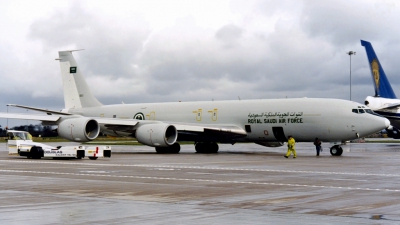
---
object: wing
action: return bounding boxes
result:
[0,109,246,141]
[0,112,60,122]
[99,119,247,141]
[98,118,139,132]
[376,103,400,110]
[172,123,247,141]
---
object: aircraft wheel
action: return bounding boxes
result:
[195,142,219,153]
[209,142,219,153]
[337,147,343,156]
[330,145,343,156]
[195,143,205,153]
[89,157,98,160]
[155,144,180,154]
[155,147,167,154]
[169,143,181,154]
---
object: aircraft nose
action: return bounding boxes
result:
[385,118,390,128]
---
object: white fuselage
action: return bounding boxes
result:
[365,96,400,128]
[68,98,389,143]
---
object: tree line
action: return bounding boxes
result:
[0,124,58,137]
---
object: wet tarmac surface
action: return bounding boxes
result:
[0,142,400,224]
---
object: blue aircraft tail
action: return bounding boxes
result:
[361,40,397,99]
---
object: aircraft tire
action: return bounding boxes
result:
[330,145,343,156]
[195,143,204,153]
[195,142,219,154]
[169,143,181,154]
[155,147,167,154]
[337,147,343,156]
[155,143,180,154]
[89,157,98,160]
[209,142,219,153]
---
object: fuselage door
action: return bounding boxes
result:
[272,127,287,142]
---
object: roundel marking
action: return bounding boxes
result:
[134,112,145,120]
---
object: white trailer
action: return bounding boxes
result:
[85,146,112,160]
[6,130,111,160]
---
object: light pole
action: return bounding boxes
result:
[347,51,356,101]
[6,105,8,129]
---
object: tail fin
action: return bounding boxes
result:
[360,40,397,99]
[57,50,102,109]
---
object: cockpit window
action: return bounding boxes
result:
[365,109,373,114]
[353,108,383,117]
[366,108,384,117]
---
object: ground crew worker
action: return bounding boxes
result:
[8,132,15,140]
[314,137,321,156]
[284,135,296,158]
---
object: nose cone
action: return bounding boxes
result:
[385,118,390,128]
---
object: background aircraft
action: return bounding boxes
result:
[361,40,400,138]
[0,50,389,155]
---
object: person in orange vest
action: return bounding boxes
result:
[284,136,296,158]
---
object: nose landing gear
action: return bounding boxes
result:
[330,145,343,156]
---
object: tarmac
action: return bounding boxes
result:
[0,141,400,224]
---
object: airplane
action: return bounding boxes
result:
[0,50,390,156]
[361,40,400,138]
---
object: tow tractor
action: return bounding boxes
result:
[6,130,111,160]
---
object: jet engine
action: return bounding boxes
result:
[135,123,178,147]
[58,118,100,142]
[255,141,284,147]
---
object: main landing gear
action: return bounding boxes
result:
[155,143,181,154]
[155,142,220,154]
[330,145,343,156]
[195,142,219,154]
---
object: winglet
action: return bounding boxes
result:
[360,40,397,99]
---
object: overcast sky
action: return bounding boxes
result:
[1,0,400,127]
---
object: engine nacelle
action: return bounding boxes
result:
[135,123,177,147]
[58,118,100,142]
[255,141,284,148]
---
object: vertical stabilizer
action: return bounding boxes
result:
[360,40,397,99]
[58,50,102,109]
